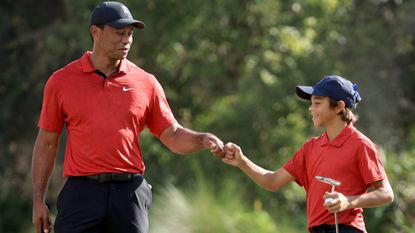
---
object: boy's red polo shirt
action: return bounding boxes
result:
[39,52,177,176]
[283,123,387,233]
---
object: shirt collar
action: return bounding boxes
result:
[80,51,130,74]
[319,123,356,147]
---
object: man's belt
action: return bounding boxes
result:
[84,173,140,183]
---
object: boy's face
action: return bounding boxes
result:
[309,96,339,127]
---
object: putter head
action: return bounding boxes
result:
[315,176,341,186]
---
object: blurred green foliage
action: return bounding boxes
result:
[1,0,415,232]
[149,176,303,233]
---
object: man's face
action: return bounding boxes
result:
[93,25,134,60]
[309,96,339,127]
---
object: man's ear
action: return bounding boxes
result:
[335,100,346,114]
[90,25,102,41]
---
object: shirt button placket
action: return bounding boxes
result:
[103,78,111,91]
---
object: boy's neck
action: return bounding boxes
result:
[325,120,348,141]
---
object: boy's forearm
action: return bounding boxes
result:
[238,156,280,191]
[347,180,394,209]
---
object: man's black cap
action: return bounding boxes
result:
[89,1,145,29]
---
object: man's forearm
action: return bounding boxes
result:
[167,127,208,154]
[32,139,58,203]
[160,123,222,155]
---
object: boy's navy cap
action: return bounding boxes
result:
[296,75,362,109]
[89,1,145,29]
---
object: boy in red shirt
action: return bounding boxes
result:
[223,75,394,233]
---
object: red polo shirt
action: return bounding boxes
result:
[283,123,387,233]
[39,52,177,176]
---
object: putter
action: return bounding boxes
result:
[316,176,341,233]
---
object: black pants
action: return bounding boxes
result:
[54,175,152,233]
[309,224,363,233]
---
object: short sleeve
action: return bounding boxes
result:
[38,74,65,133]
[146,77,177,137]
[357,141,387,185]
[283,143,308,187]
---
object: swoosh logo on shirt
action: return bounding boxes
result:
[122,87,134,91]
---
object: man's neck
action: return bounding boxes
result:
[325,119,347,141]
[89,51,121,77]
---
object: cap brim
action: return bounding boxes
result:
[296,85,313,100]
[107,19,145,29]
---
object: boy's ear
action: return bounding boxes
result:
[335,100,346,113]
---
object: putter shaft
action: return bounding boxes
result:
[315,176,341,233]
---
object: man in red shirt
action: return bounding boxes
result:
[32,2,224,233]
[222,75,394,232]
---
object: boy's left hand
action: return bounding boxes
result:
[323,192,349,213]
